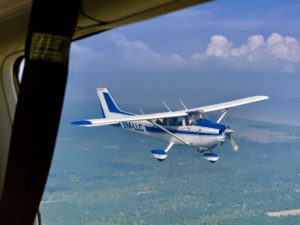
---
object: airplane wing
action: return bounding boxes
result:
[71,111,187,127]
[71,96,269,127]
[187,96,269,114]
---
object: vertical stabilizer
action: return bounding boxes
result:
[96,88,133,118]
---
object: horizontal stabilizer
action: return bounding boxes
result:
[71,120,93,126]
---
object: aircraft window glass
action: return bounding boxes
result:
[168,118,178,126]
[177,118,184,126]
[185,116,189,126]
[162,118,168,126]
[167,118,184,127]
[39,2,299,225]
[156,119,163,125]
[11,56,24,99]
[178,120,183,126]
[187,115,196,125]
[14,57,25,84]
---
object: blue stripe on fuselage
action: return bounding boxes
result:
[145,126,221,136]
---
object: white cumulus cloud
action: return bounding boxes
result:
[70,32,300,74]
[70,44,104,72]
[109,34,186,69]
[195,33,300,64]
[191,33,300,72]
[205,35,232,57]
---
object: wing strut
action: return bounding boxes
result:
[149,120,190,145]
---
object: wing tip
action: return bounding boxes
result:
[96,87,108,93]
[70,120,92,126]
[258,95,270,100]
[249,95,269,101]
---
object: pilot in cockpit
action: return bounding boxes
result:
[188,115,195,125]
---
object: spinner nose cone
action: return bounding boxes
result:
[219,127,233,135]
[224,128,234,134]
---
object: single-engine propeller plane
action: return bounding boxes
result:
[72,88,269,163]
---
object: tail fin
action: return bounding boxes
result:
[97,88,133,118]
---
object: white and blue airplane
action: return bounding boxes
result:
[71,88,269,163]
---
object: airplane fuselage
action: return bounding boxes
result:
[72,88,268,162]
[119,119,226,149]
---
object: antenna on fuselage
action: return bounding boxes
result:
[217,109,228,123]
[179,99,188,110]
[139,107,144,115]
[162,101,171,112]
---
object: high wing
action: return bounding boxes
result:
[71,95,269,127]
[187,95,269,114]
[71,111,187,127]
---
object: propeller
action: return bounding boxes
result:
[224,129,239,151]
[217,110,239,151]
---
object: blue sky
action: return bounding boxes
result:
[65,0,300,126]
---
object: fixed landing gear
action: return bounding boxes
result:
[203,151,219,163]
[151,143,220,163]
[196,146,220,163]
[151,149,168,161]
[196,145,216,153]
[150,142,174,161]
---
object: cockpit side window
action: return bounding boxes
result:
[169,118,177,126]
[156,119,163,125]
[166,117,184,127]
[163,118,168,126]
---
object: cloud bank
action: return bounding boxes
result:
[71,33,300,73]
[193,33,300,63]
[70,44,104,72]
[110,33,187,69]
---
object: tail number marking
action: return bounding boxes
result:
[121,122,144,132]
